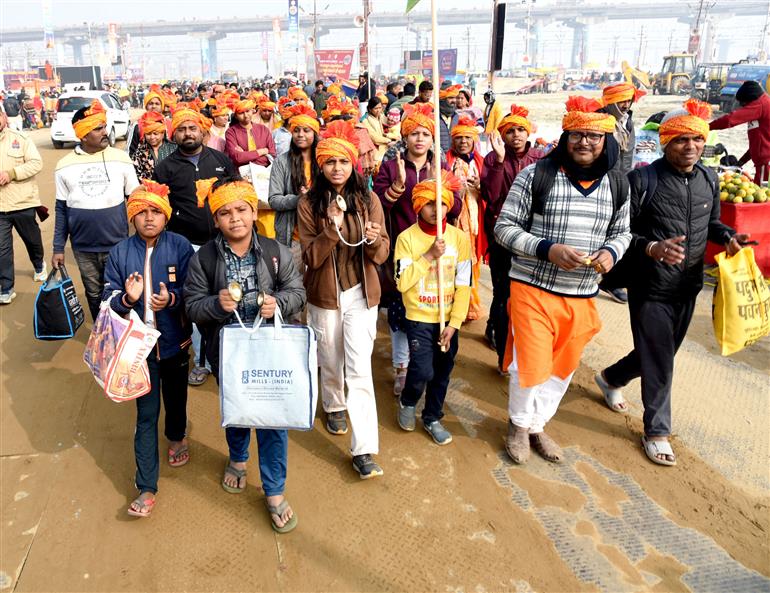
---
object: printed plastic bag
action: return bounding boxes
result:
[713,248,770,356]
[83,297,161,402]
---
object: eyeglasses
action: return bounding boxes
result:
[567,131,605,145]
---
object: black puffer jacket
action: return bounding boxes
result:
[626,158,734,301]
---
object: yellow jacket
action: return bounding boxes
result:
[0,127,42,212]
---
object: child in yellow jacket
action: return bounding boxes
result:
[394,172,471,445]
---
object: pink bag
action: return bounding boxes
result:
[83,297,160,402]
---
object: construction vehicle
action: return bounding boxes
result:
[621,61,651,89]
[652,53,696,95]
[690,62,733,104]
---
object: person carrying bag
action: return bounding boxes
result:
[33,264,85,340]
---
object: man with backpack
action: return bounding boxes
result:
[595,99,748,467]
[3,93,23,131]
[494,96,631,465]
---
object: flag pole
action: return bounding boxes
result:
[430,0,447,349]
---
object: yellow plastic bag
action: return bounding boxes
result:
[713,248,770,356]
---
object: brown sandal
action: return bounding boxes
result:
[530,432,563,463]
[504,421,530,464]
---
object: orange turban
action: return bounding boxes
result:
[376,93,389,105]
[412,170,461,215]
[137,111,166,139]
[322,95,344,121]
[233,99,256,114]
[196,178,259,213]
[208,99,230,118]
[659,99,712,147]
[288,104,320,133]
[401,102,435,137]
[198,116,213,133]
[561,96,616,133]
[602,82,646,105]
[327,83,342,96]
[258,97,276,111]
[170,108,204,136]
[223,90,240,109]
[143,84,165,110]
[161,89,177,109]
[277,96,294,120]
[450,115,479,140]
[127,180,172,222]
[439,84,462,100]
[288,87,308,102]
[498,104,533,136]
[316,120,360,167]
[248,91,265,103]
[72,100,107,139]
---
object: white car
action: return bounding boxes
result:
[50,91,130,149]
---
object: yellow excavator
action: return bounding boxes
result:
[652,53,697,95]
[621,61,651,89]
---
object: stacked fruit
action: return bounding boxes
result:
[719,171,769,204]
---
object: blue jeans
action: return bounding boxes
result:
[400,320,460,424]
[225,427,287,497]
[134,351,189,494]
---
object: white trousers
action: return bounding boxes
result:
[507,345,574,433]
[308,285,379,456]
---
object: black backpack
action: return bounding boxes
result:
[197,234,281,290]
[4,97,20,117]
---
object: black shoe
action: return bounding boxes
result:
[600,286,628,304]
[326,411,348,435]
[352,454,383,479]
[484,322,496,350]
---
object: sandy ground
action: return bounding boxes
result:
[1,117,768,593]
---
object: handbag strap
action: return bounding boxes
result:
[44,264,70,287]
[240,305,284,337]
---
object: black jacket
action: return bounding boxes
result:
[626,158,734,301]
[153,147,236,245]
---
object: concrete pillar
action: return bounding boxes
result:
[570,23,584,69]
[530,20,544,67]
[73,42,84,65]
[193,32,225,80]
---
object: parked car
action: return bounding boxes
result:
[719,63,770,113]
[50,90,130,149]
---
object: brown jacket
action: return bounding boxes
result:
[297,190,389,310]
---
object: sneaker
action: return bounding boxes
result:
[325,411,348,435]
[33,263,47,282]
[423,420,453,445]
[397,402,416,431]
[600,286,628,304]
[352,454,383,479]
[393,367,408,397]
[0,291,16,305]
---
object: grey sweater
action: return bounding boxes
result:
[268,152,299,246]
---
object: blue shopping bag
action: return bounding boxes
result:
[33,264,85,340]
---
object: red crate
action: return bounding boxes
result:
[706,201,770,276]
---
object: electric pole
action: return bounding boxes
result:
[465,26,471,71]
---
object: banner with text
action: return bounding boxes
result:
[314,50,354,80]
[288,0,299,33]
[421,49,458,78]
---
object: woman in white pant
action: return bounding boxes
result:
[297,120,390,479]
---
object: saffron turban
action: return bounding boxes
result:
[316,119,360,167]
[127,180,172,221]
[72,100,107,139]
[659,99,712,147]
[170,108,204,135]
[137,111,166,139]
[288,87,309,102]
[233,99,256,114]
[401,102,435,137]
[412,170,461,215]
[208,99,230,118]
[143,84,165,110]
[602,82,646,105]
[561,96,616,133]
[288,104,320,134]
[498,104,533,136]
[327,83,342,96]
[439,84,462,100]
[196,178,258,213]
[450,115,479,140]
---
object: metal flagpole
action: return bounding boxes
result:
[430,0,446,349]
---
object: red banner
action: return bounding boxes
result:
[314,50,354,80]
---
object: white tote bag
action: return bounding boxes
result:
[219,306,318,430]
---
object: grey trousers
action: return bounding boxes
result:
[72,251,110,321]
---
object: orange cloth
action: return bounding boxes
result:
[170,108,203,136]
[503,282,601,388]
[439,84,462,100]
[143,84,165,110]
[450,115,479,139]
[316,119,360,167]
[561,96,616,133]
[401,102,435,137]
[327,83,342,96]
[208,99,230,117]
[602,82,646,105]
[498,104,533,136]
[137,111,166,139]
[322,95,346,120]
[411,170,461,215]
[196,178,258,213]
[72,100,107,139]
[376,93,389,105]
[127,180,172,221]
[288,104,320,133]
[234,99,256,114]
[659,99,712,147]
[288,87,308,102]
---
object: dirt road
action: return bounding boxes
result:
[1,113,768,592]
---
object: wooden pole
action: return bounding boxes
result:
[431,0,446,347]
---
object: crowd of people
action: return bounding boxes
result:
[0,72,766,533]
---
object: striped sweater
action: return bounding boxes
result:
[494,164,631,297]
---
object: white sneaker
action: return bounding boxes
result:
[33,263,47,282]
[0,291,17,305]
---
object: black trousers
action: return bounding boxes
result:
[603,293,696,437]
[0,207,44,293]
[487,242,511,368]
[72,251,109,321]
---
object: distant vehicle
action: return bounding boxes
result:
[690,62,733,104]
[221,70,239,84]
[50,90,130,149]
[653,53,696,95]
[719,63,770,113]
[621,60,651,89]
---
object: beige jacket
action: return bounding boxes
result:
[0,127,42,212]
[361,114,399,162]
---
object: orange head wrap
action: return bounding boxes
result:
[439,84,462,100]
[450,115,479,140]
[316,120,360,167]
[602,82,646,105]
[161,89,177,109]
[561,96,616,133]
[327,83,342,97]
[196,178,259,214]
[401,102,435,137]
[288,87,309,102]
[248,90,265,103]
[412,170,461,215]
[143,84,165,110]
[258,96,276,111]
[127,180,172,222]
[277,96,295,120]
[659,99,712,147]
[72,100,107,139]
[198,115,213,133]
[321,95,344,121]
[376,93,389,105]
[233,99,256,114]
[498,104,533,136]
[288,104,320,134]
[137,111,166,140]
[170,108,204,136]
[208,98,230,118]
[223,90,240,109]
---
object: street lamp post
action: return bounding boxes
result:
[85,21,98,89]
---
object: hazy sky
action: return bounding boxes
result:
[1,0,766,79]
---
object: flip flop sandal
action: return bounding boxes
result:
[530,432,563,463]
[642,436,677,466]
[266,499,298,534]
[188,366,210,386]
[222,463,247,493]
[127,496,155,518]
[168,445,189,467]
[594,373,629,414]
